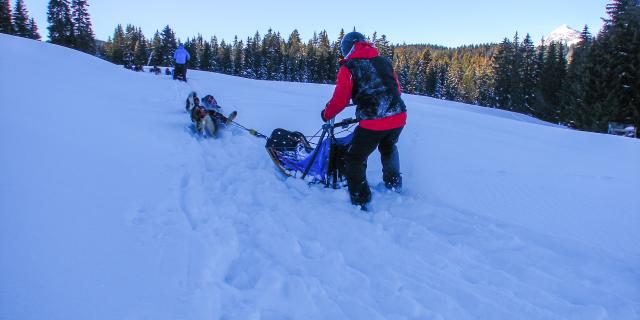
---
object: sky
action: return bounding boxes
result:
[23,0,608,47]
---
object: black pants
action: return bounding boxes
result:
[345,126,403,205]
[174,64,187,80]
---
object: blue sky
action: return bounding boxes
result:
[23,0,608,46]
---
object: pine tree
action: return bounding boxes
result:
[304,34,318,82]
[424,61,439,97]
[0,0,13,35]
[242,36,254,77]
[332,28,345,76]
[133,37,148,66]
[159,25,177,66]
[249,32,262,78]
[200,40,212,71]
[537,41,567,122]
[285,29,303,82]
[194,34,205,65]
[218,39,231,74]
[210,36,221,72]
[317,30,333,83]
[521,33,538,114]
[476,59,495,107]
[375,34,393,60]
[579,24,593,44]
[413,49,432,94]
[28,17,40,39]
[47,0,74,47]
[510,32,525,112]
[184,38,200,69]
[12,0,29,37]
[538,41,557,121]
[460,62,479,104]
[435,62,449,99]
[260,29,272,79]
[493,38,515,109]
[581,39,612,130]
[231,36,243,76]
[102,24,126,63]
[261,29,283,80]
[597,0,640,131]
[562,25,592,127]
[71,0,95,54]
[443,60,462,101]
[555,43,568,121]
[405,53,418,94]
[335,28,345,56]
[149,30,162,66]
[394,49,411,92]
[123,24,139,56]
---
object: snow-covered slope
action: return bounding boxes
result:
[546,24,582,46]
[1,34,639,320]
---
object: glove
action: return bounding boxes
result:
[320,109,329,122]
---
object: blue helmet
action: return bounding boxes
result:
[340,31,366,57]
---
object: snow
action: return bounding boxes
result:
[546,24,582,46]
[1,34,639,319]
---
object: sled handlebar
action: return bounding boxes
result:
[331,118,359,128]
[322,118,358,130]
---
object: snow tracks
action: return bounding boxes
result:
[128,75,640,319]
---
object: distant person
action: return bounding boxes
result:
[320,31,407,209]
[123,52,134,70]
[173,44,190,82]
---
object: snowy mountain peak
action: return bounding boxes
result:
[545,24,581,46]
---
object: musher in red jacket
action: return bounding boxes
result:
[321,32,407,208]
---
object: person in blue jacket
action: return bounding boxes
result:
[173,44,190,81]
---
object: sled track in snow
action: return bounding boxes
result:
[161,75,640,319]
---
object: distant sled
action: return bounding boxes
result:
[266,118,357,188]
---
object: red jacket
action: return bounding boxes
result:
[322,42,407,131]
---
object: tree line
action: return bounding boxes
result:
[486,0,638,132]
[1,0,96,55]
[3,0,637,135]
[101,26,396,85]
[100,0,638,134]
[392,44,496,107]
[0,0,40,39]
[46,0,96,54]
[392,0,638,132]
[567,0,639,132]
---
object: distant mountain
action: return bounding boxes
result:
[545,24,581,46]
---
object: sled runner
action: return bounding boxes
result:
[265,118,358,188]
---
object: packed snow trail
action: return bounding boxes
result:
[152,132,639,319]
[1,35,639,320]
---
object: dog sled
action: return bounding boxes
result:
[265,118,358,188]
[181,92,359,188]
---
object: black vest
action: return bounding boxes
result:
[344,56,407,120]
